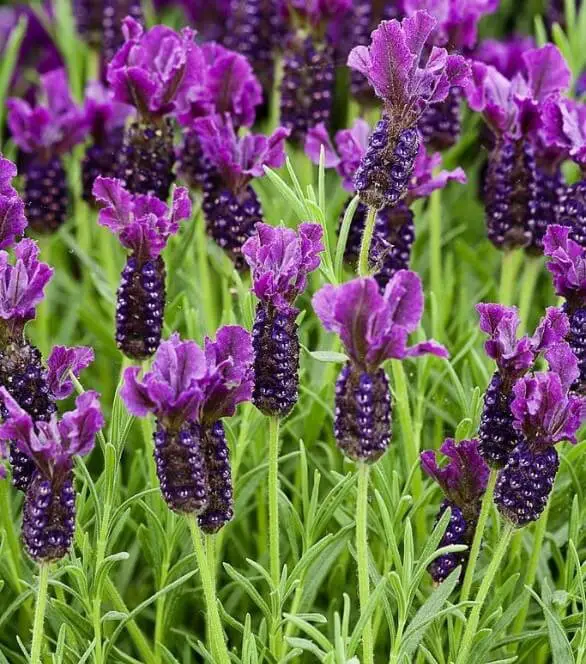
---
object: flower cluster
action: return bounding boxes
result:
[122,328,254,532]
[93,177,192,360]
[313,272,448,462]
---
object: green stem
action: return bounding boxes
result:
[459,470,497,605]
[511,501,551,636]
[498,250,522,306]
[357,464,374,664]
[456,524,514,664]
[517,257,542,334]
[268,415,283,656]
[30,564,50,664]
[188,518,230,664]
[429,188,442,306]
[358,207,377,277]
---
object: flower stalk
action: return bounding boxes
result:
[356,463,374,664]
[30,564,50,664]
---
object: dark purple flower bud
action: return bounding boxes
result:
[421,438,489,582]
[7,70,88,233]
[243,222,323,417]
[280,34,335,143]
[427,500,469,583]
[347,12,469,208]
[0,389,104,561]
[194,115,289,267]
[348,1,375,104]
[224,0,280,95]
[198,420,233,534]
[103,0,143,64]
[556,181,586,248]
[527,167,565,255]
[334,363,391,462]
[177,130,210,190]
[418,87,462,152]
[153,421,208,514]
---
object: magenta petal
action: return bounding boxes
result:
[47,345,95,399]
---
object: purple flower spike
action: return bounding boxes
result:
[421,438,490,583]
[93,177,191,360]
[314,273,447,462]
[0,388,103,562]
[81,82,134,205]
[0,156,27,250]
[495,359,586,527]
[195,114,290,269]
[46,346,95,400]
[7,69,87,234]
[347,12,468,208]
[243,223,323,417]
[476,303,570,467]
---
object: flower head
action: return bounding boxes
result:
[194,114,289,192]
[122,327,254,426]
[46,346,95,400]
[0,240,53,326]
[107,17,205,118]
[7,68,88,154]
[476,304,569,380]
[0,388,103,469]
[92,177,191,260]
[543,225,586,303]
[82,81,134,141]
[305,120,466,197]
[421,438,489,508]
[313,272,448,371]
[242,223,324,312]
[348,12,469,127]
[0,155,27,249]
[511,346,585,447]
[176,42,263,129]
[466,45,571,138]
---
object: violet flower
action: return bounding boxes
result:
[494,345,586,527]
[81,82,134,205]
[279,0,351,142]
[476,303,570,467]
[544,225,586,393]
[466,45,571,251]
[0,155,28,250]
[7,68,88,233]
[175,42,263,190]
[92,177,192,359]
[121,328,254,532]
[305,120,466,288]
[313,272,448,462]
[193,114,289,269]
[401,0,499,151]
[421,438,489,583]
[107,17,205,199]
[541,97,586,248]
[474,35,536,80]
[242,222,323,417]
[347,11,469,210]
[0,389,104,561]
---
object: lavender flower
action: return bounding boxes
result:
[313,272,448,462]
[475,35,536,79]
[7,69,88,233]
[544,225,586,392]
[194,115,289,269]
[107,18,205,199]
[476,303,569,467]
[81,82,134,205]
[175,43,263,190]
[494,346,585,527]
[242,223,323,417]
[0,389,104,561]
[0,155,27,249]
[347,11,468,209]
[279,0,351,142]
[421,439,489,583]
[122,328,254,532]
[466,46,571,250]
[93,177,191,359]
[305,121,466,287]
